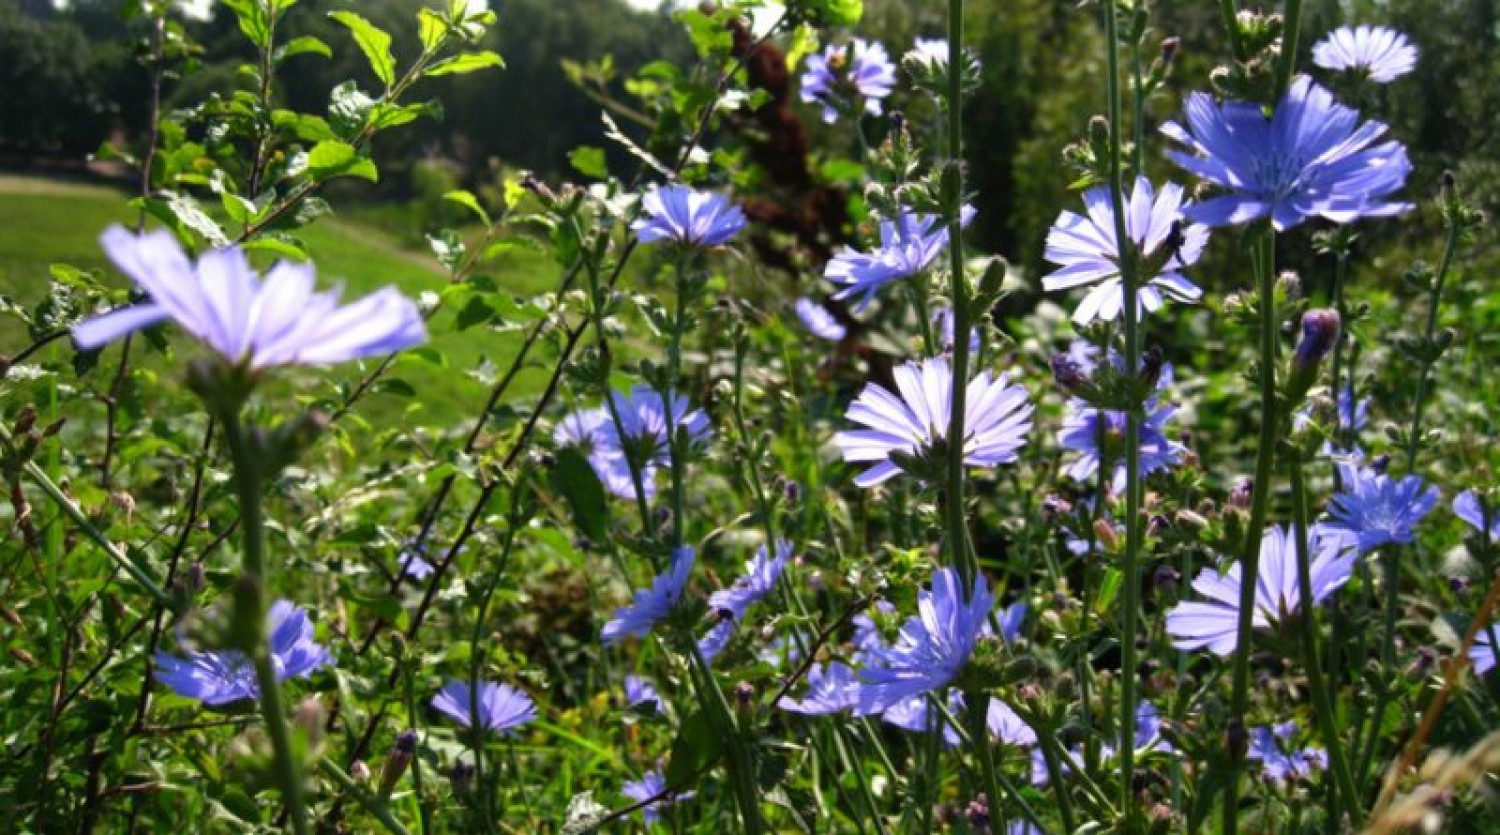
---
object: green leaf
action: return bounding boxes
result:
[424,51,505,76]
[306,140,378,182]
[328,82,377,138]
[221,0,270,48]
[454,295,494,331]
[663,710,724,786]
[549,448,609,544]
[1095,567,1123,615]
[274,35,332,63]
[569,146,609,180]
[417,8,446,52]
[242,235,308,262]
[443,190,491,225]
[329,10,396,88]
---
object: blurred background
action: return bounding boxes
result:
[2,0,1496,315]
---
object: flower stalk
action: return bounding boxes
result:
[221,408,309,835]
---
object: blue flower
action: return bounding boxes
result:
[560,387,712,502]
[800,38,896,123]
[834,356,1032,488]
[878,691,1035,749]
[432,679,537,735]
[554,406,641,500]
[1163,76,1412,230]
[931,306,980,356]
[778,660,862,715]
[856,567,994,714]
[851,598,897,662]
[397,538,435,580]
[1031,700,1170,787]
[602,547,696,646]
[1055,345,1184,493]
[1325,460,1440,552]
[1313,25,1418,83]
[1248,723,1328,783]
[1043,177,1209,325]
[794,298,847,341]
[1471,628,1497,676]
[622,770,694,824]
[708,540,792,621]
[154,600,331,706]
[74,227,425,368]
[696,617,736,662]
[624,675,661,712]
[1454,490,1500,542]
[632,185,745,248]
[826,207,974,311]
[1166,525,1358,656]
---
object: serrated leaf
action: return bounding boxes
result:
[549,448,609,543]
[329,10,396,88]
[425,51,505,76]
[307,140,378,182]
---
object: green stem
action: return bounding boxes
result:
[943,0,977,588]
[222,410,309,835]
[1290,454,1362,826]
[1225,228,1279,835]
[1272,0,1305,101]
[0,423,173,608]
[466,524,517,832]
[318,757,409,835]
[1402,218,1461,474]
[1101,0,1145,823]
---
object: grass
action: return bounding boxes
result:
[0,174,561,426]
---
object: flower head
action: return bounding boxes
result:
[632,185,745,248]
[800,38,896,123]
[708,540,792,621]
[856,567,995,714]
[397,538,434,580]
[1166,525,1358,656]
[74,228,426,369]
[795,298,847,341]
[878,691,1036,749]
[560,387,712,502]
[826,207,974,311]
[554,407,639,499]
[931,306,980,355]
[1056,346,1184,493]
[778,660,862,715]
[154,600,331,706]
[602,547,696,645]
[431,680,537,735]
[1471,628,1497,676]
[834,356,1032,488]
[1248,723,1328,782]
[1313,25,1418,83]
[624,675,661,712]
[1042,177,1209,325]
[622,770,694,824]
[697,617,736,662]
[1454,490,1500,542]
[1325,460,1439,552]
[1163,76,1412,230]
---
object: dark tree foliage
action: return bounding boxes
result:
[0,0,144,157]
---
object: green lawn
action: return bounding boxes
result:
[0,174,560,426]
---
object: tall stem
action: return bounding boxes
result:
[1225,228,1278,835]
[1290,454,1362,826]
[943,0,977,588]
[222,410,309,835]
[1101,0,1145,822]
[1402,218,1461,474]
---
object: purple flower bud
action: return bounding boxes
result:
[1050,353,1090,393]
[1229,478,1254,511]
[1161,36,1180,63]
[1293,309,1341,373]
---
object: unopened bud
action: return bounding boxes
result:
[1293,309,1340,372]
[379,730,419,797]
[1161,36,1180,63]
[965,793,991,833]
[1228,478,1254,511]
[1050,354,1090,393]
[14,405,37,434]
[1093,518,1120,551]
[350,760,372,782]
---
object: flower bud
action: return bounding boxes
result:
[350,760,371,782]
[1228,478,1253,511]
[1161,36,1180,63]
[1050,353,1090,395]
[379,729,419,797]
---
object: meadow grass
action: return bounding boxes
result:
[0,174,561,425]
